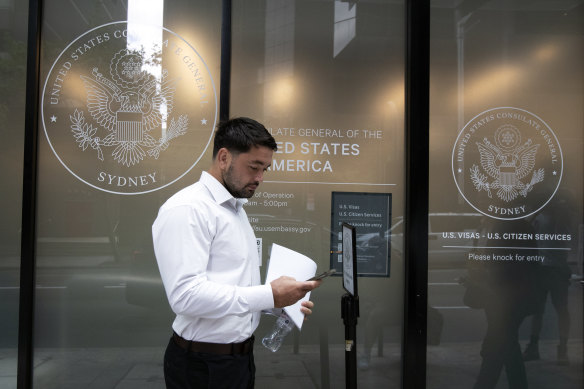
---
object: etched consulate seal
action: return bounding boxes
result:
[452,107,563,220]
[42,22,217,195]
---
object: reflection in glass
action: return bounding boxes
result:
[333,1,356,58]
[0,1,27,388]
[32,1,222,388]
[232,1,406,387]
[263,1,296,115]
[128,0,166,138]
[429,1,583,388]
[523,188,577,365]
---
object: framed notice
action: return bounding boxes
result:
[330,192,392,277]
[342,223,358,297]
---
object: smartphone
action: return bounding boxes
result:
[308,269,336,281]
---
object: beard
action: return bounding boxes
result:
[222,164,258,198]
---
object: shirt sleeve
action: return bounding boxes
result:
[152,204,274,319]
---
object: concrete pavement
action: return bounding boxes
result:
[0,338,581,388]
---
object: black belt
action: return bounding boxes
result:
[172,332,254,355]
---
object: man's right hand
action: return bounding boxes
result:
[270,276,321,308]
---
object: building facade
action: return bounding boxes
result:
[1,0,582,388]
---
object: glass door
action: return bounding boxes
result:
[231,1,406,387]
[428,1,583,388]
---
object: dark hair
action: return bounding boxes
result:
[212,117,277,158]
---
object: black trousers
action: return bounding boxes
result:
[164,335,256,389]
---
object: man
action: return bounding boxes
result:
[152,117,321,389]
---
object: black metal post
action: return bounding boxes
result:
[219,0,232,122]
[18,0,42,388]
[341,293,359,389]
[403,0,430,388]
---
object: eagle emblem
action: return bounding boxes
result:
[470,125,544,202]
[70,48,188,166]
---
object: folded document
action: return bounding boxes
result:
[264,244,317,329]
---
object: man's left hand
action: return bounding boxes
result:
[300,300,314,318]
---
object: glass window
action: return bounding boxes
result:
[232,1,405,387]
[34,1,221,387]
[0,1,27,388]
[428,1,583,388]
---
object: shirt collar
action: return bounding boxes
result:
[200,171,247,211]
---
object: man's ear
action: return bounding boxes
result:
[215,147,231,170]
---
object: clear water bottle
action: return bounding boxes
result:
[261,311,294,352]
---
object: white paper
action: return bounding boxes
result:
[265,244,317,329]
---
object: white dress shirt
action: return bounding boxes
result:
[152,171,274,343]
